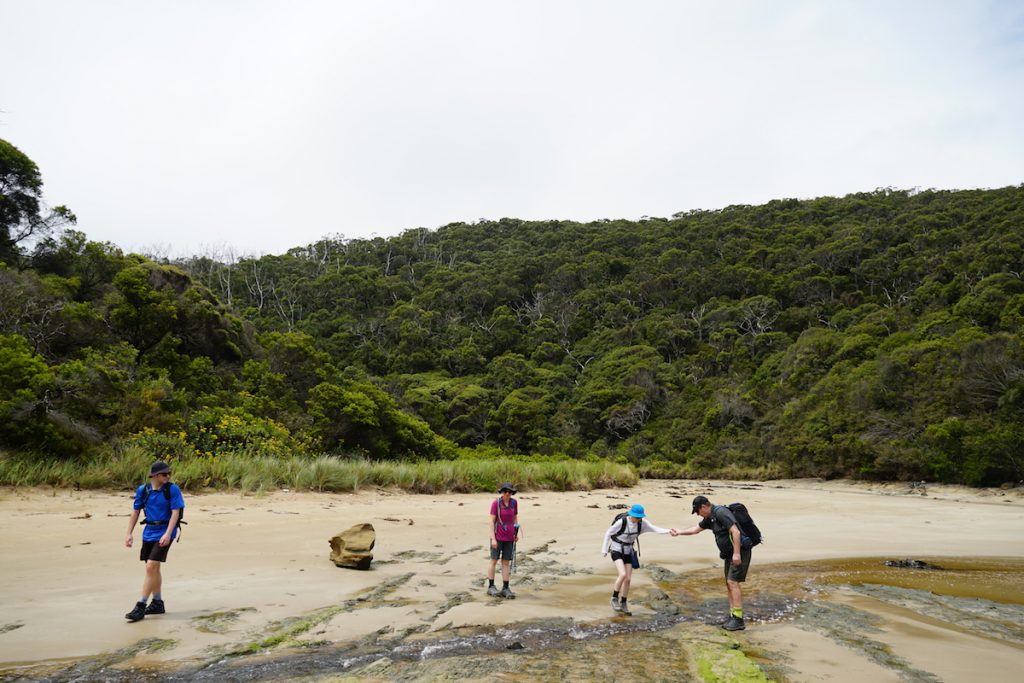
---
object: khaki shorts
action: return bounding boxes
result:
[723,547,752,582]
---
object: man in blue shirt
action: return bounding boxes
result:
[124,461,185,622]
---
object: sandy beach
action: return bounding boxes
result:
[1,478,1022,681]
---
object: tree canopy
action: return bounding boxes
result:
[0,139,76,264]
[1,137,1022,484]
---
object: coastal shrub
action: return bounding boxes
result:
[185,407,300,458]
[120,428,197,461]
[306,380,453,459]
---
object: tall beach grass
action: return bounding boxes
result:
[0,447,638,494]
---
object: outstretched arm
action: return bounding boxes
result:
[640,519,671,535]
[671,524,704,537]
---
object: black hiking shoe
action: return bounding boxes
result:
[125,601,147,622]
[619,601,632,616]
[499,587,516,599]
[145,599,165,615]
[722,616,746,631]
[487,585,500,597]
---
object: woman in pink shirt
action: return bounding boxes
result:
[486,482,519,598]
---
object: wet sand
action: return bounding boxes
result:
[0,478,1021,681]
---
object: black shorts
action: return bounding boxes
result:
[490,540,516,561]
[610,550,640,569]
[140,540,171,563]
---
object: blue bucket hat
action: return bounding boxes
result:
[627,503,646,518]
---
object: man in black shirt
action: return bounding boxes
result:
[673,495,751,630]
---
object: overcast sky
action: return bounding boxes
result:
[2,1,1023,257]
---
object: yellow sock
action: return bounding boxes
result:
[731,608,743,618]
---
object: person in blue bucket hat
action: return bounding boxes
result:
[600,503,671,615]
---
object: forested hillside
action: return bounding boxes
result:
[3,138,1022,484]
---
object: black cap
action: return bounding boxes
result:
[149,461,171,477]
[691,495,710,514]
[498,482,517,494]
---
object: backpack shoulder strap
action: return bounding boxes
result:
[139,483,152,506]
[611,514,632,542]
[139,483,153,523]
[710,504,725,521]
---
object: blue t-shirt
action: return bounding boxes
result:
[134,483,185,542]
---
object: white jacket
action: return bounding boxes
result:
[601,517,670,555]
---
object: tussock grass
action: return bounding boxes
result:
[637,460,785,481]
[0,450,638,493]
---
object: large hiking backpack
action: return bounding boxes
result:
[140,483,186,541]
[726,502,763,548]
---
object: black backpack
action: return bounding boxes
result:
[140,483,186,541]
[725,502,762,548]
[610,512,641,555]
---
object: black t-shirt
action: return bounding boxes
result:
[699,505,738,558]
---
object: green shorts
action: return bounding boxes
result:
[723,547,752,582]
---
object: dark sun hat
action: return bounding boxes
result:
[498,482,517,494]
[149,461,171,477]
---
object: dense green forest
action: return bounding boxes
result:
[2,137,1023,485]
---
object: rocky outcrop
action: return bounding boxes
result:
[884,558,942,570]
[329,523,375,570]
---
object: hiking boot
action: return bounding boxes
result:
[487,585,500,597]
[722,616,746,631]
[619,602,632,616]
[145,599,165,615]
[499,587,516,599]
[610,597,621,612]
[125,601,147,622]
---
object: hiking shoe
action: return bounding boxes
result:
[145,599,165,615]
[499,587,516,599]
[619,602,632,616]
[722,616,746,631]
[610,597,621,612]
[125,601,147,622]
[487,585,500,597]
